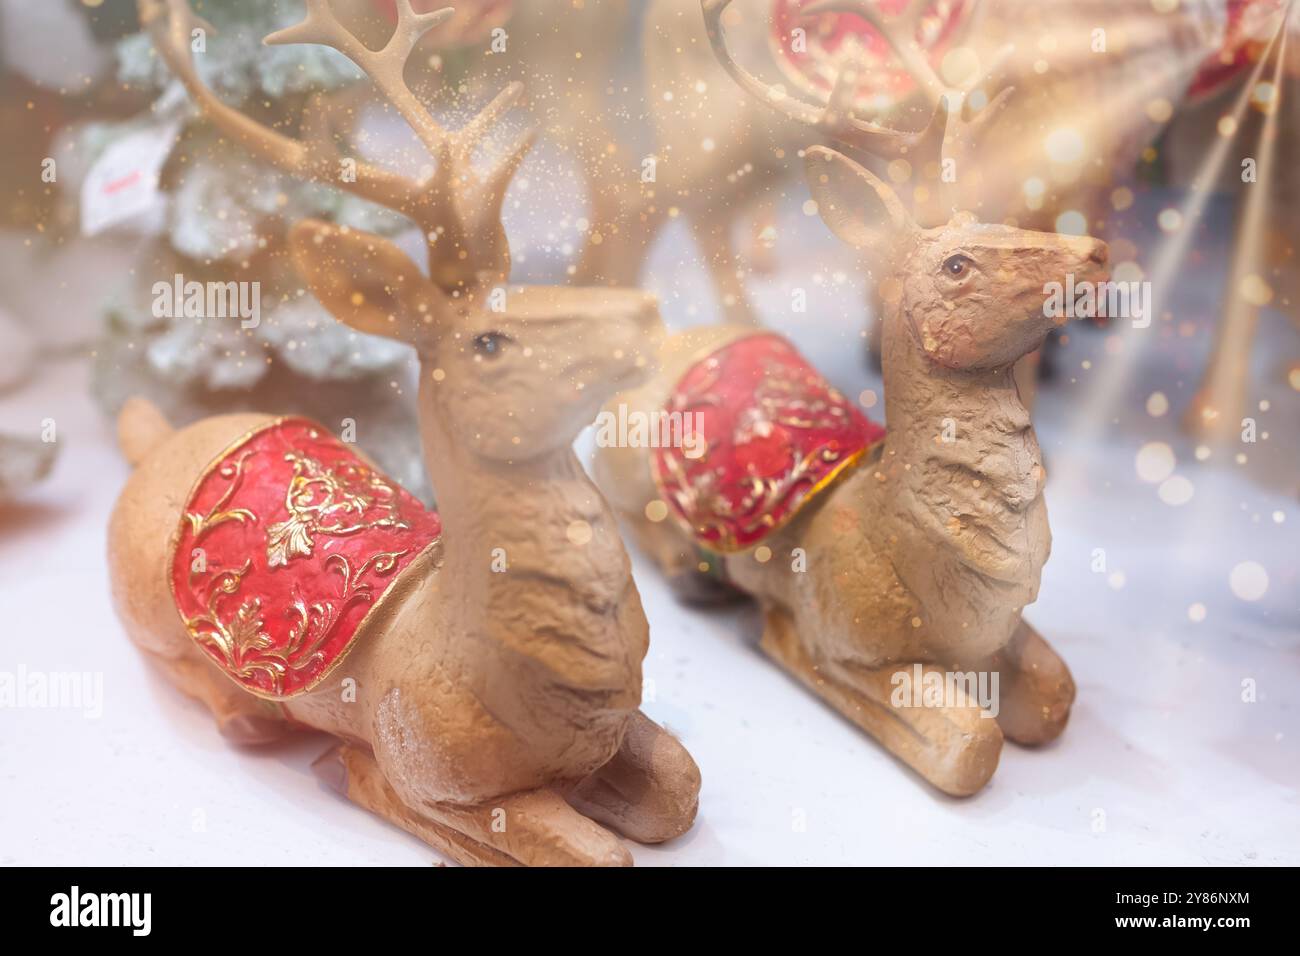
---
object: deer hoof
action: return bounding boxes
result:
[1001,674,1075,747]
[311,745,349,795]
[931,722,1004,798]
[997,629,1077,747]
[219,713,289,746]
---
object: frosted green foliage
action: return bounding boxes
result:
[105,1,424,258]
[138,297,405,391]
[117,0,362,100]
[100,242,410,394]
[145,313,264,390]
[0,435,57,505]
[93,289,430,500]
[91,0,429,494]
[167,154,296,261]
[161,127,407,261]
[259,294,410,380]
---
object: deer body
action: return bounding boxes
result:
[727,329,1051,669]
[597,146,1108,795]
[605,1,1116,795]
[108,1,699,866]
[290,400,649,801]
[364,381,648,799]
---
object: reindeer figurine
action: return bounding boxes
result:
[595,0,1109,797]
[108,0,700,866]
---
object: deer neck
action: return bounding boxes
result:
[415,394,645,719]
[873,312,1050,624]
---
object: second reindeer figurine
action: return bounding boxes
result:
[108,0,699,866]
[595,0,1109,797]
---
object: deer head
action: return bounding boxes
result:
[141,0,663,463]
[805,145,1108,370]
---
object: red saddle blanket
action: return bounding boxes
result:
[169,418,441,699]
[652,334,885,553]
[770,0,969,103]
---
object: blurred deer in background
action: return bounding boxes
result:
[807,0,1294,436]
[109,0,699,866]
[596,0,1110,795]
[643,0,813,326]
[355,1,652,287]
[494,0,653,287]
[695,0,1215,397]
[651,0,1293,425]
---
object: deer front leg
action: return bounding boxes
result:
[622,506,746,606]
[314,744,632,866]
[760,606,1002,797]
[981,618,1075,746]
[564,711,701,844]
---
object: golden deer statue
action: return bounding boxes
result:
[108,0,700,866]
[595,0,1110,796]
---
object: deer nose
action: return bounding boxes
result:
[1080,238,1110,281]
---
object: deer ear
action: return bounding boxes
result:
[288,219,443,344]
[804,146,914,258]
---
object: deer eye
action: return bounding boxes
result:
[942,254,973,278]
[473,331,512,359]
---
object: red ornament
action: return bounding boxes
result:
[1187,0,1285,101]
[169,418,441,699]
[770,0,969,105]
[652,334,885,553]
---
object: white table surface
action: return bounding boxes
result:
[2,189,1297,867]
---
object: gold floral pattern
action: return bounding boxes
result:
[183,451,256,542]
[265,451,409,568]
[170,418,443,699]
[185,551,408,696]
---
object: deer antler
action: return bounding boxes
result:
[263,0,453,156]
[701,0,943,159]
[808,0,1015,152]
[138,0,534,291]
[701,0,1012,164]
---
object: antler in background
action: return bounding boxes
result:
[702,0,1012,194]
